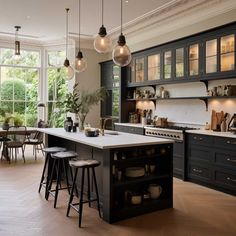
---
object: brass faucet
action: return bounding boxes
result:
[100,118,112,136]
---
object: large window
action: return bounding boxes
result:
[0,48,40,126]
[47,50,69,127]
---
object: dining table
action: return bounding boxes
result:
[0,127,38,161]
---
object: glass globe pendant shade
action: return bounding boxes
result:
[74,51,87,73]
[94,25,112,53]
[63,58,74,80]
[112,34,132,67]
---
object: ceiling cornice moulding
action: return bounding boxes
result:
[108,0,236,39]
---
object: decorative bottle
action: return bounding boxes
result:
[64,117,73,132]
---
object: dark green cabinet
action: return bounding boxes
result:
[187,133,236,195]
[100,61,135,125]
[127,22,236,87]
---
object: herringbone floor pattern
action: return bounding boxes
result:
[0,148,236,236]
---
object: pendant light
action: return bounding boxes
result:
[74,0,87,73]
[112,0,132,67]
[94,0,112,53]
[63,8,74,80]
[14,26,21,56]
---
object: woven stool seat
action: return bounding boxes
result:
[51,151,78,159]
[43,147,66,153]
[69,159,100,168]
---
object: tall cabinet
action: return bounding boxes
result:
[100,61,134,125]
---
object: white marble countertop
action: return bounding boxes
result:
[186,129,236,138]
[39,128,173,149]
[114,123,144,128]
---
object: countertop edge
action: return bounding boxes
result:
[186,129,236,138]
[39,128,174,149]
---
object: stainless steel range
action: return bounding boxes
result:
[145,125,198,180]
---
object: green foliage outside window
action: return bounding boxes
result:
[0,48,39,126]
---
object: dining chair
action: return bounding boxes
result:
[24,131,44,160]
[4,126,27,163]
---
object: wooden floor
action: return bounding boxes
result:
[0,149,236,236]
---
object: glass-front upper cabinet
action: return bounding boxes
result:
[175,48,184,78]
[164,51,172,79]
[220,34,235,72]
[130,57,145,83]
[205,39,217,74]
[188,43,199,76]
[148,54,160,81]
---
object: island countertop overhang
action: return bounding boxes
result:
[39,128,174,149]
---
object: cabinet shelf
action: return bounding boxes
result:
[113,174,170,188]
[127,96,236,111]
[156,96,236,111]
[113,154,159,164]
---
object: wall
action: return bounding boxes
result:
[136,79,236,127]
[75,48,108,128]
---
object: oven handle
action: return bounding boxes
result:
[145,133,183,143]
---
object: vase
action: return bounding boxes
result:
[64,117,73,132]
[78,114,86,131]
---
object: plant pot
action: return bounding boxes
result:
[2,123,9,130]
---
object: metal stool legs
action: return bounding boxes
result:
[67,166,101,228]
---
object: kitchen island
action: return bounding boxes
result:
[40,128,174,223]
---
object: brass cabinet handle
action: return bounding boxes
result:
[193,168,203,173]
[227,177,236,183]
[226,140,236,145]
[227,158,236,163]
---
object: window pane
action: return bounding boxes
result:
[164,51,172,79]
[25,102,37,126]
[0,48,40,67]
[148,54,160,80]
[48,50,65,67]
[189,44,199,76]
[47,51,68,128]
[0,101,13,114]
[176,48,184,77]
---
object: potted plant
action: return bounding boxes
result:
[2,114,23,130]
[64,83,107,131]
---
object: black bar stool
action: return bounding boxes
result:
[46,151,78,208]
[38,147,67,198]
[66,159,101,228]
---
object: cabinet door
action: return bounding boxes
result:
[164,50,172,79]
[101,62,120,119]
[175,47,185,78]
[205,38,218,74]
[130,57,145,83]
[188,43,200,77]
[220,34,235,72]
[147,54,161,81]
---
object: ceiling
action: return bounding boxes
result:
[0,0,174,42]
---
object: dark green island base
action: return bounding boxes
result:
[41,128,173,223]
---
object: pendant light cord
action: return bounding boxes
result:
[65,8,69,59]
[121,0,123,34]
[102,0,104,26]
[79,0,81,51]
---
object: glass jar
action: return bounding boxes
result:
[64,117,73,132]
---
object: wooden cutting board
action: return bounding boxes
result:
[211,110,217,130]
[212,110,224,131]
